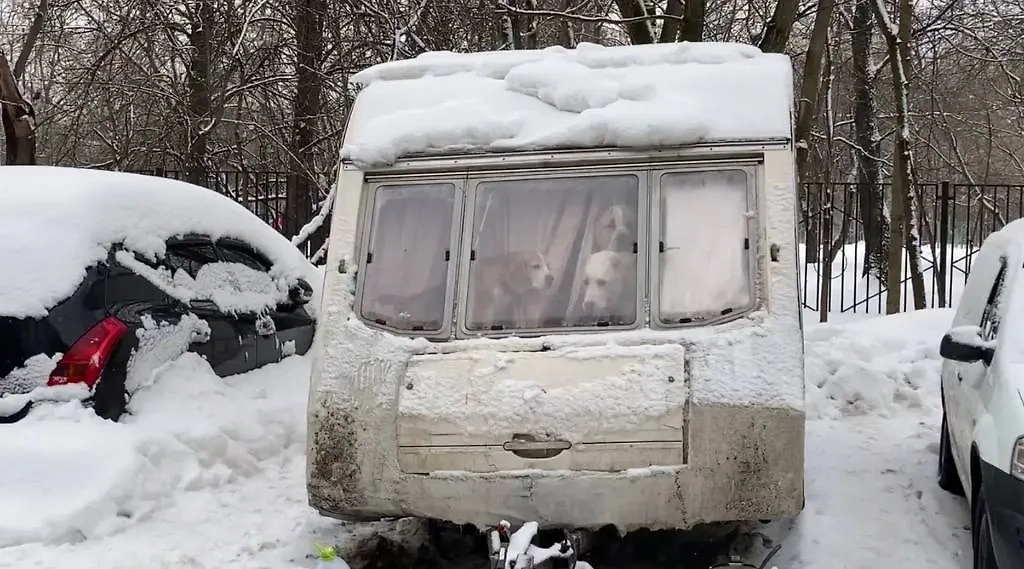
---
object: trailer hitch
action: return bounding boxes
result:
[486,521,592,569]
[708,543,782,569]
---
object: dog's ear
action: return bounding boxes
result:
[505,256,533,294]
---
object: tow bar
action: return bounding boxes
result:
[485,521,783,569]
[486,521,593,569]
[707,543,782,569]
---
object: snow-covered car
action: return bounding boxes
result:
[306,42,805,539]
[938,219,1024,569]
[0,166,319,423]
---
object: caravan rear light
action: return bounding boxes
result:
[47,316,129,388]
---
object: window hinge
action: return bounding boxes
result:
[470,249,477,261]
[744,238,750,250]
[366,252,374,263]
[444,249,450,261]
[659,241,666,253]
[631,242,638,254]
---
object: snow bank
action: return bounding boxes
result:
[805,308,955,419]
[341,42,794,167]
[0,353,310,547]
[0,166,318,319]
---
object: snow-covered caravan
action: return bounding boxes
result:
[307,42,804,534]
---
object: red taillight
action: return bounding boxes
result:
[47,316,129,388]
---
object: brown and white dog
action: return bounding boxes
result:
[470,250,555,329]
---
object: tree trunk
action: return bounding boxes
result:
[873,0,926,313]
[613,0,655,44]
[185,0,214,186]
[852,0,888,281]
[794,0,834,184]
[0,50,36,165]
[758,0,799,53]
[558,0,577,47]
[678,0,706,42]
[289,0,327,239]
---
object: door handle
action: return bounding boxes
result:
[502,435,571,459]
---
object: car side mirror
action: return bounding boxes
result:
[288,278,314,306]
[940,326,995,365]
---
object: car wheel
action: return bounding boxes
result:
[939,412,966,496]
[0,400,32,424]
[973,488,1000,569]
[91,376,126,421]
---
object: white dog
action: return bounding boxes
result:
[594,204,635,253]
[581,250,635,321]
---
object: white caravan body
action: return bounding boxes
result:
[307,42,805,532]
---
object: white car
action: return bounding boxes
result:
[938,219,1024,569]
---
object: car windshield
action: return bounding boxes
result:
[465,174,639,331]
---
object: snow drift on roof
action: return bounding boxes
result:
[341,42,795,167]
[0,166,317,318]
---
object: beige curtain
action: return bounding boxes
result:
[361,184,455,330]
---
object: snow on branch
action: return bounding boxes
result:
[291,181,336,249]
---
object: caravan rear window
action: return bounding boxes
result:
[358,183,457,333]
[465,175,639,331]
[656,170,753,324]
[353,163,760,339]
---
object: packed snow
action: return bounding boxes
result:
[0,305,974,569]
[0,166,319,319]
[341,42,793,167]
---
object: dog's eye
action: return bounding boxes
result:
[532,263,541,269]
[597,279,607,287]
[583,278,590,286]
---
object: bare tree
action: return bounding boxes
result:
[872,0,926,312]
[1,0,47,165]
[850,0,889,280]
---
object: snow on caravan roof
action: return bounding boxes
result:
[0,166,316,318]
[340,42,795,168]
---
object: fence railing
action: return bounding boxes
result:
[800,181,1024,319]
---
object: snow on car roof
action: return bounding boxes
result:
[0,166,316,318]
[340,42,795,168]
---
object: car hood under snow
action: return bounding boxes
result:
[0,166,319,319]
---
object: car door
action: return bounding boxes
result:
[951,256,1009,476]
[214,240,314,365]
[163,238,260,376]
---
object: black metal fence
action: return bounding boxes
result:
[800,181,1024,319]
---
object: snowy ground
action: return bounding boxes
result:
[0,309,973,569]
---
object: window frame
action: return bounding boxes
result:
[455,167,648,339]
[353,176,466,339]
[979,256,1009,343]
[648,163,761,329]
[215,239,273,273]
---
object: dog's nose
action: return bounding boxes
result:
[545,274,554,285]
[583,300,595,312]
